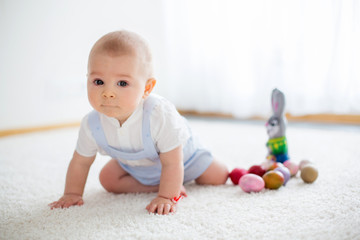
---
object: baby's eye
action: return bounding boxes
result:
[94,79,104,85]
[117,81,128,87]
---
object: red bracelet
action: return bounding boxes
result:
[171,195,183,204]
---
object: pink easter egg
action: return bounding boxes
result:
[260,161,274,171]
[229,168,248,185]
[283,160,299,177]
[299,159,311,170]
[239,174,265,193]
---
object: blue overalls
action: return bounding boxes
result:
[88,94,213,186]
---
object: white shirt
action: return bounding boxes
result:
[76,96,191,159]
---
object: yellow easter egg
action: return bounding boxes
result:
[262,170,284,190]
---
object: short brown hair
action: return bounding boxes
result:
[89,30,153,78]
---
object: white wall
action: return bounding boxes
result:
[2,1,359,130]
[0,0,168,129]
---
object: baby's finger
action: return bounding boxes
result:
[50,201,62,209]
[157,204,164,215]
[170,205,177,213]
[50,201,60,208]
[63,199,79,208]
[163,204,171,215]
[63,201,73,208]
[76,199,84,206]
[147,203,157,214]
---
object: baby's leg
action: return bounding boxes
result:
[195,159,229,185]
[99,159,158,193]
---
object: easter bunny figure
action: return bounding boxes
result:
[265,88,289,163]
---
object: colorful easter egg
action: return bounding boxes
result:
[260,161,274,171]
[274,166,291,185]
[300,164,318,183]
[248,165,266,177]
[229,168,248,185]
[266,155,277,162]
[262,170,284,189]
[299,159,311,170]
[239,174,265,193]
[268,162,284,171]
[283,160,299,177]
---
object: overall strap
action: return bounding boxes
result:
[87,95,161,161]
[88,110,148,160]
[142,94,161,157]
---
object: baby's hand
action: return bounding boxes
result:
[49,194,84,209]
[146,196,176,215]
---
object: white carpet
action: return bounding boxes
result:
[1,118,360,240]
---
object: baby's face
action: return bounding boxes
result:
[87,52,148,125]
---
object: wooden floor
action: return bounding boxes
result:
[0,112,359,138]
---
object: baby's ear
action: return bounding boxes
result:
[143,78,157,98]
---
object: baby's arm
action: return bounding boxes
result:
[146,145,184,215]
[49,151,95,209]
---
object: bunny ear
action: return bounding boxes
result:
[271,88,285,116]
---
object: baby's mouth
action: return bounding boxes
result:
[101,104,118,108]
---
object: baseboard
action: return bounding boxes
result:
[1,112,359,138]
[179,110,360,125]
[285,113,360,125]
[0,122,80,138]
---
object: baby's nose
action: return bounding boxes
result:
[102,90,116,98]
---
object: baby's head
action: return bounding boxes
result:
[88,30,154,79]
[87,31,156,124]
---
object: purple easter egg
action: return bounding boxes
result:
[239,174,265,193]
[274,166,291,185]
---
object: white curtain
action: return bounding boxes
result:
[158,0,360,118]
[1,0,359,129]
